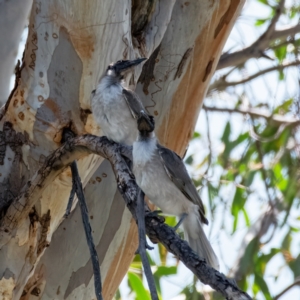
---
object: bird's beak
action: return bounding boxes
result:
[115,58,147,72]
[137,111,155,132]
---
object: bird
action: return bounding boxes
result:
[132,111,219,270]
[91,58,148,145]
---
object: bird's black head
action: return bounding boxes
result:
[106,58,147,78]
[137,111,155,136]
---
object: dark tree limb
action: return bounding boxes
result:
[70,161,103,300]
[0,134,252,299]
[217,0,297,70]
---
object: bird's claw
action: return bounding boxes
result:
[145,210,164,220]
[135,242,154,255]
[173,213,188,231]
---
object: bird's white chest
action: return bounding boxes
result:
[91,82,136,144]
[133,139,156,166]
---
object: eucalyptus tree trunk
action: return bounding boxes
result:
[0,0,245,299]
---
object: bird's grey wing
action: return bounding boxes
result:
[122,89,146,119]
[157,144,208,224]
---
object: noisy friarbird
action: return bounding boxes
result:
[132,112,219,270]
[91,58,148,145]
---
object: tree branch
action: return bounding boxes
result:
[210,60,300,92]
[259,0,285,41]
[0,134,252,300]
[216,0,300,70]
[271,24,300,42]
[273,278,300,300]
[202,105,300,127]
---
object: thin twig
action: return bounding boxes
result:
[211,60,300,91]
[136,189,158,300]
[259,0,285,41]
[203,105,300,127]
[273,277,300,300]
[70,161,103,300]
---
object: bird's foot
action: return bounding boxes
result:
[145,210,163,218]
[173,213,188,231]
[135,241,154,255]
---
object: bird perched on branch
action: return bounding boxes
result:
[91,58,148,145]
[132,112,219,270]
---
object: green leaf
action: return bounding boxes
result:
[154,266,177,278]
[193,131,201,139]
[289,6,300,19]
[282,230,292,251]
[274,46,287,63]
[254,273,272,300]
[115,288,121,300]
[185,155,193,165]
[289,254,300,278]
[257,0,269,5]
[231,187,247,232]
[153,266,178,296]
[158,243,168,266]
[255,19,268,26]
[273,98,293,114]
[256,248,281,274]
[244,170,257,186]
[221,121,231,144]
[242,207,250,227]
[239,237,259,276]
[164,216,177,228]
[128,272,151,300]
[278,69,284,80]
[207,182,219,210]
[233,213,239,233]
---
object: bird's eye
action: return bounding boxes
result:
[116,60,124,64]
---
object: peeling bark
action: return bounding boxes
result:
[0,0,245,298]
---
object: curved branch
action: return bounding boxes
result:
[272,24,300,41]
[202,105,300,126]
[210,60,300,92]
[274,278,300,300]
[216,0,300,70]
[0,134,252,300]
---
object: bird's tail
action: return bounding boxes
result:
[183,211,219,270]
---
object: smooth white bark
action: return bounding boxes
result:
[0,0,32,105]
